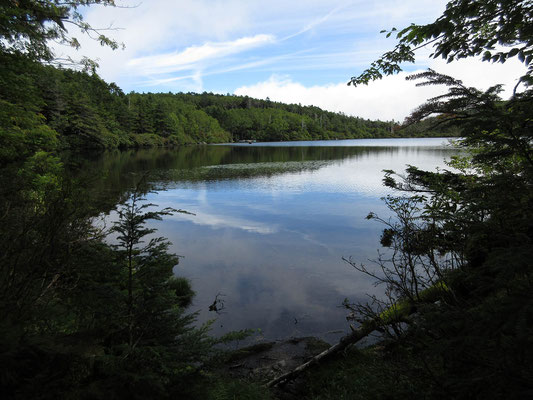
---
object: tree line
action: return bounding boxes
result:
[0,51,459,166]
[1,0,530,398]
[0,3,261,398]
[263,1,533,398]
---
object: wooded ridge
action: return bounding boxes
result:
[0,52,458,165]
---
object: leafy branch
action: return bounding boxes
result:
[348,0,533,87]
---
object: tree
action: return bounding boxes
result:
[0,168,222,398]
[0,0,126,164]
[340,1,533,398]
[349,0,533,88]
[110,186,192,351]
[0,0,122,69]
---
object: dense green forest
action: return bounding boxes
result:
[1,0,532,399]
[1,51,458,165]
[0,2,257,399]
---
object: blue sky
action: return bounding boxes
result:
[59,0,527,121]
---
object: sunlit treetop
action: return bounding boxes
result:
[0,0,123,70]
[349,0,533,87]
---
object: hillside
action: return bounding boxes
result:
[0,53,458,164]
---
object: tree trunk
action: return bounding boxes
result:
[266,320,378,387]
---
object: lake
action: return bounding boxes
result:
[90,137,459,344]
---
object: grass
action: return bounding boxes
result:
[299,345,434,400]
[204,378,274,400]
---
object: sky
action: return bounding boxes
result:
[56,0,528,121]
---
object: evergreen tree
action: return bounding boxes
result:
[343,1,533,398]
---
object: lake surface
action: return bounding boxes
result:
[91,138,459,343]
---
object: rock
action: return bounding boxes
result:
[221,337,329,382]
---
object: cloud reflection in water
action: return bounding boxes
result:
[123,138,459,343]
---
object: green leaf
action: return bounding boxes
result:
[508,48,519,57]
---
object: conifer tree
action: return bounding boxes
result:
[345,1,533,397]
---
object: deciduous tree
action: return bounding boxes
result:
[0,0,122,69]
[349,0,532,88]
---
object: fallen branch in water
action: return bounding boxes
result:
[267,282,450,388]
[266,319,378,387]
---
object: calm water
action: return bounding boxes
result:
[89,138,459,343]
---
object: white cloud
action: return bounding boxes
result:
[51,0,527,103]
[85,0,252,51]
[51,0,450,91]
[140,51,308,88]
[128,34,276,75]
[234,58,528,121]
[234,73,435,121]
[53,0,255,84]
[281,3,346,41]
[170,210,278,235]
[429,57,527,97]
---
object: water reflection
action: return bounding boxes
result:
[223,137,456,148]
[81,138,459,343]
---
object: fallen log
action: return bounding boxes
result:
[266,319,378,387]
[266,282,450,388]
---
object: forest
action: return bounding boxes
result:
[1,51,457,165]
[1,0,532,399]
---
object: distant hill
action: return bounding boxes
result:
[0,53,459,162]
